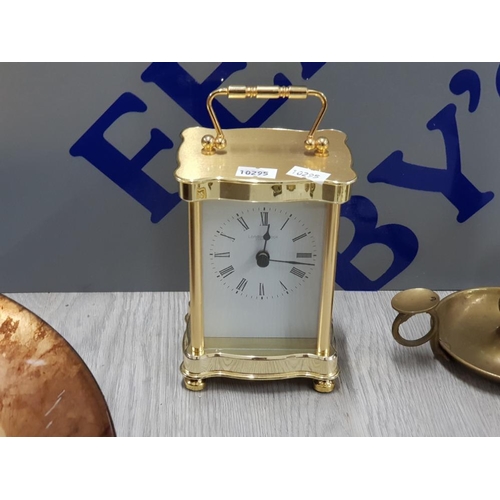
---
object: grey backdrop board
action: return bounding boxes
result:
[0,62,498,292]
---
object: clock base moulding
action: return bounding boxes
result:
[180,316,338,393]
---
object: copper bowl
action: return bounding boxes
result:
[0,295,115,437]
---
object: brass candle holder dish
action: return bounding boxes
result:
[391,287,500,382]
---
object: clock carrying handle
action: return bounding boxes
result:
[201,86,329,157]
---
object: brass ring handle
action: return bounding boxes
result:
[391,288,441,347]
[392,313,439,347]
[201,85,329,157]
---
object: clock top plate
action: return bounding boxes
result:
[175,127,356,204]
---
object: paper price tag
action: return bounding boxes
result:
[236,166,278,179]
[286,166,331,184]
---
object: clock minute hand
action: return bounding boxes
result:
[268,259,315,266]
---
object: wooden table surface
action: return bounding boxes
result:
[6,291,500,437]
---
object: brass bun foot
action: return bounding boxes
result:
[184,377,206,392]
[313,380,335,393]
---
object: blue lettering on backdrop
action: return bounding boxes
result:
[69,92,179,223]
[300,63,327,80]
[338,196,419,291]
[367,70,494,223]
[449,69,481,113]
[496,64,500,98]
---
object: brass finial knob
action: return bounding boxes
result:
[201,134,227,155]
[201,135,215,155]
[304,136,329,156]
[315,136,329,157]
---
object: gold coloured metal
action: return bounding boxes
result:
[175,85,356,392]
[317,203,340,357]
[313,380,335,393]
[176,127,356,204]
[188,202,204,356]
[202,86,329,156]
[181,316,338,386]
[391,288,439,347]
[184,377,205,392]
[391,287,500,382]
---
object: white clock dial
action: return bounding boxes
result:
[202,200,327,339]
[208,206,318,299]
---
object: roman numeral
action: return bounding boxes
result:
[292,233,307,242]
[219,265,235,278]
[296,252,312,258]
[237,217,249,230]
[260,211,269,226]
[214,252,230,258]
[259,283,265,296]
[236,278,248,291]
[280,280,288,291]
[217,231,235,241]
[280,216,291,230]
[290,267,306,279]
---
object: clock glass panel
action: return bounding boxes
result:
[201,200,327,338]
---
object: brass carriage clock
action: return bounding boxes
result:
[174,85,356,393]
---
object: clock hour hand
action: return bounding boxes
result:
[268,259,315,266]
[262,225,271,252]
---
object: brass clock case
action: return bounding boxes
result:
[174,85,356,393]
[175,85,356,204]
[175,127,356,204]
